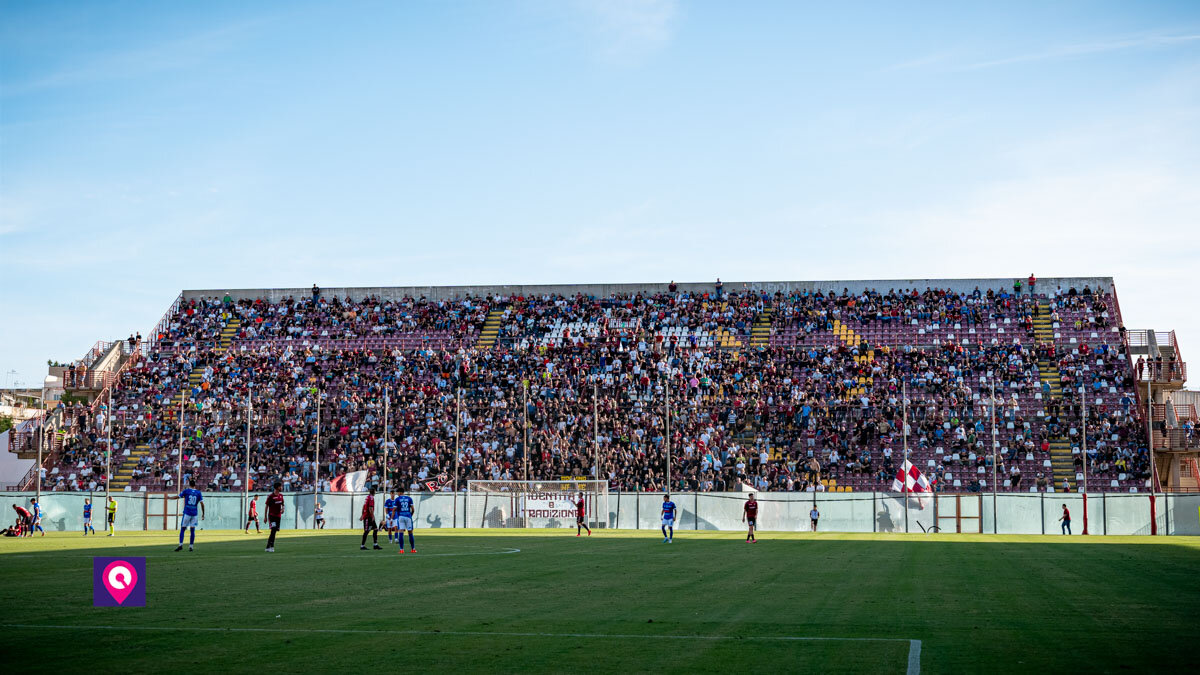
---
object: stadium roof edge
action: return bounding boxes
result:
[182,277,1115,303]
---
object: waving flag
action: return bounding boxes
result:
[424,471,451,492]
[891,460,932,493]
[330,470,368,493]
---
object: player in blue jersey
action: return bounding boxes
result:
[174,479,205,551]
[384,491,397,543]
[661,494,677,543]
[394,486,416,554]
[28,497,44,533]
[83,499,95,535]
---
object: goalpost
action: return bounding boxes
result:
[466,480,610,529]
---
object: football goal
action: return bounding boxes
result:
[466,480,610,529]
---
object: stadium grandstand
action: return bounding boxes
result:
[6,276,1197,498]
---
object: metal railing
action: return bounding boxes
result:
[1152,429,1200,450]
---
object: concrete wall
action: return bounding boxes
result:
[183,277,1116,303]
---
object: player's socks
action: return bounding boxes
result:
[408,532,415,549]
[189,528,196,545]
[179,528,186,544]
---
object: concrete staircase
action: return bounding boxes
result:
[832,319,873,398]
[1033,301,1073,486]
[476,308,505,350]
[749,308,774,347]
[109,444,151,490]
[164,317,240,421]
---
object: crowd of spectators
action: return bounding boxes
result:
[33,283,1158,494]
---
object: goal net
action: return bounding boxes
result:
[466,479,609,529]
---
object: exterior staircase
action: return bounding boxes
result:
[749,308,774,347]
[476,307,505,350]
[1033,301,1073,487]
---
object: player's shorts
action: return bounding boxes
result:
[661,517,675,527]
[576,515,585,524]
[83,517,92,524]
[747,518,757,527]
[107,514,115,524]
[396,516,413,530]
[268,519,280,530]
[181,514,200,528]
[363,517,378,530]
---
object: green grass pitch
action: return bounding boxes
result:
[1,529,1197,673]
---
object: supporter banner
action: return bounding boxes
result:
[521,491,577,519]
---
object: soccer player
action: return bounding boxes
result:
[265,483,284,552]
[394,486,415,553]
[575,491,591,537]
[360,487,381,550]
[384,491,397,543]
[12,504,33,537]
[661,494,676,543]
[106,497,118,536]
[29,498,45,536]
[174,479,205,551]
[314,502,325,529]
[83,499,95,536]
[742,493,758,543]
[245,495,260,534]
[809,505,819,532]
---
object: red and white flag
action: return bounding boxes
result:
[330,470,368,493]
[891,460,932,493]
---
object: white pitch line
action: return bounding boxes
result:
[0,623,919,666]
[0,548,521,560]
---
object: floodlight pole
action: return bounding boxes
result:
[991,377,998,533]
[313,392,322,528]
[383,391,389,495]
[176,390,185,528]
[104,387,112,505]
[244,391,251,517]
[523,379,531,528]
[665,380,671,492]
[593,380,600,484]
[36,386,45,500]
[522,380,529,483]
[1081,388,1089,535]
[454,388,461,529]
[903,380,909,533]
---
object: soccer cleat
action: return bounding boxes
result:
[576,533,580,537]
[174,545,183,552]
[265,547,274,553]
[360,545,367,550]
[189,545,194,551]
[409,549,417,553]
[397,548,405,554]
[588,531,591,536]
[752,540,758,544]
[373,544,382,550]
[663,537,669,543]
[668,538,673,543]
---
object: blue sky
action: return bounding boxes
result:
[2,0,1199,388]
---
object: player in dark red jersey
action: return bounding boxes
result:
[12,504,33,537]
[245,495,260,534]
[360,487,381,550]
[264,483,284,552]
[742,493,758,543]
[575,491,591,537]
